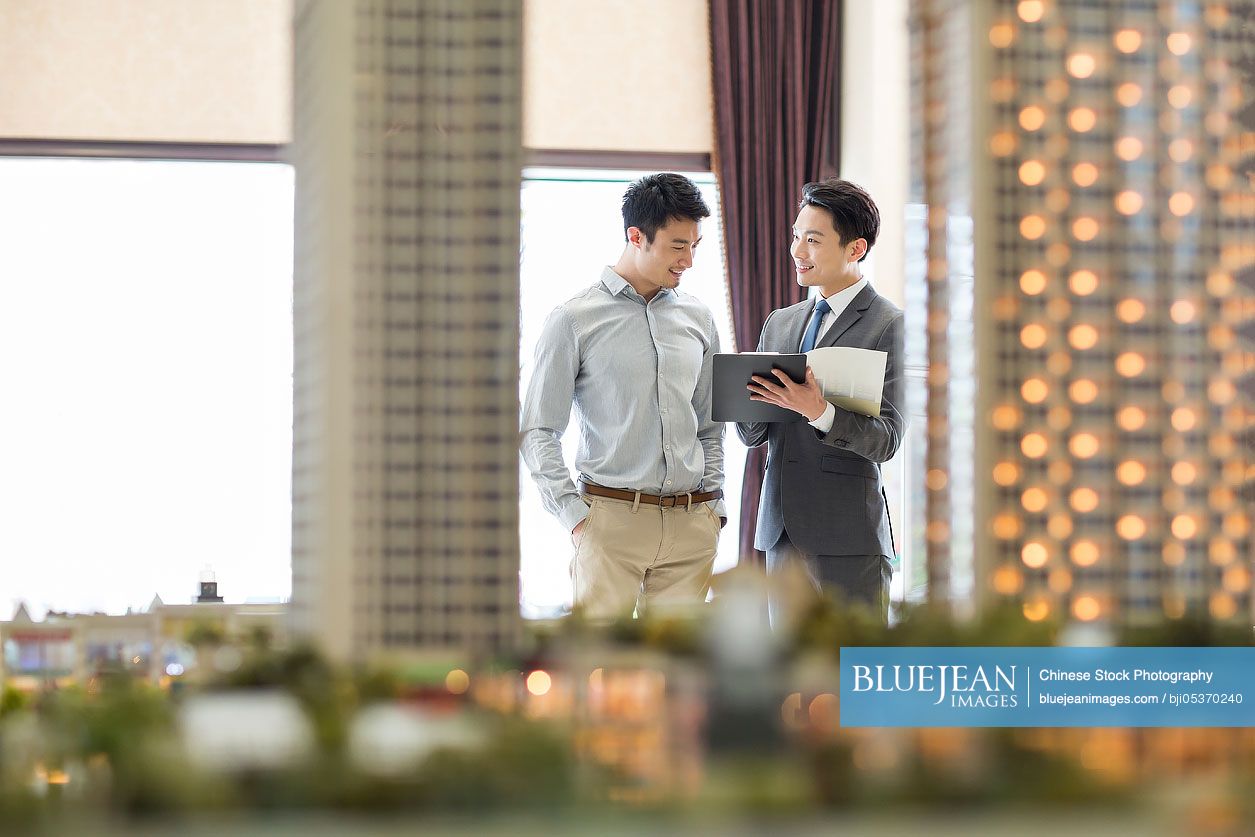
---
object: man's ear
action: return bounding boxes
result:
[848,238,867,262]
[626,226,645,249]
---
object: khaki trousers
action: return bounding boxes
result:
[572,495,720,619]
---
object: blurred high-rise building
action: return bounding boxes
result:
[912,0,1254,625]
[289,0,522,660]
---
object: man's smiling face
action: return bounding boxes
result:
[791,204,846,290]
[627,217,702,296]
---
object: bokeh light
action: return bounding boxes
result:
[1022,541,1049,568]
[1117,407,1146,431]
[1117,460,1147,485]
[1071,541,1100,567]
[1021,433,1048,458]
[1113,29,1141,53]
[1072,162,1099,187]
[1069,379,1098,403]
[1017,0,1044,23]
[1022,378,1049,403]
[1117,515,1147,540]
[1115,136,1143,161]
[1019,159,1046,185]
[1067,53,1096,78]
[1019,105,1046,131]
[1020,268,1048,294]
[1069,269,1098,295]
[1166,32,1191,55]
[1020,214,1047,239]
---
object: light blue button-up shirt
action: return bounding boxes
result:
[520,266,725,532]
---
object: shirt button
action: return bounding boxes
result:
[665,480,672,486]
[665,445,671,450]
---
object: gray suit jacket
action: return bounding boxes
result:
[736,284,905,557]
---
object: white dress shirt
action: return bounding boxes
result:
[804,277,869,433]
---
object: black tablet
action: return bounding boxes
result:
[712,353,809,423]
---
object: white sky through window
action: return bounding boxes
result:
[0,161,746,621]
[0,158,294,618]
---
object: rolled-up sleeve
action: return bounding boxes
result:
[692,314,726,518]
[520,307,589,532]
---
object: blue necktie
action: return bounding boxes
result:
[800,298,832,353]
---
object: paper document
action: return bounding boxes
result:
[805,346,887,417]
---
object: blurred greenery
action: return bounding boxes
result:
[793,600,1060,655]
[1,685,27,718]
[184,621,226,649]
[214,644,353,752]
[411,719,577,810]
[1118,618,1255,647]
[2,602,1252,825]
[32,673,231,816]
[891,731,1127,809]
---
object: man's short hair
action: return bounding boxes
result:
[621,173,711,243]
[799,178,880,262]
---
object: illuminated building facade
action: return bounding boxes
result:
[913,0,1254,623]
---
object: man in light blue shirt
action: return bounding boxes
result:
[521,173,725,618]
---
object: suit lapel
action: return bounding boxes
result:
[777,302,813,353]
[816,284,876,349]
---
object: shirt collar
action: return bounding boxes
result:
[820,276,869,317]
[600,266,629,295]
[600,266,670,303]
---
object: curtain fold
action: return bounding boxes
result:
[709,0,842,565]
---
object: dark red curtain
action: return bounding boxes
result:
[710,0,842,566]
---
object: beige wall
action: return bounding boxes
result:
[523,0,712,153]
[0,0,291,143]
[0,0,707,150]
[840,0,909,308]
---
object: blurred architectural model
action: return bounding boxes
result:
[0,595,286,691]
[288,0,523,660]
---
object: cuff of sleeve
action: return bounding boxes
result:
[808,401,836,434]
[558,496,591,533]
[710,498,728,520]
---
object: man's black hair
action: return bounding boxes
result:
[621,173,711,243]
[799,178,880,262]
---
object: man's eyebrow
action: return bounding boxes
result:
[671,236,703,244]
[792,228,826,236]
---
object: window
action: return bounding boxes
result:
[0,158,294,618]
[518,168,746,618]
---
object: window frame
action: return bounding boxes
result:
[0,139,283,163]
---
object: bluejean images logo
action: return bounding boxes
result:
[851,663,1019,708]
[840,647,1255,728]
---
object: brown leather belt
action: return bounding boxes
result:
[578,479,722,508]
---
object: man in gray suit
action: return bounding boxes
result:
[737,178,905,620]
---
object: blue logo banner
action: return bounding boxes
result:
[839,647,1255,727]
